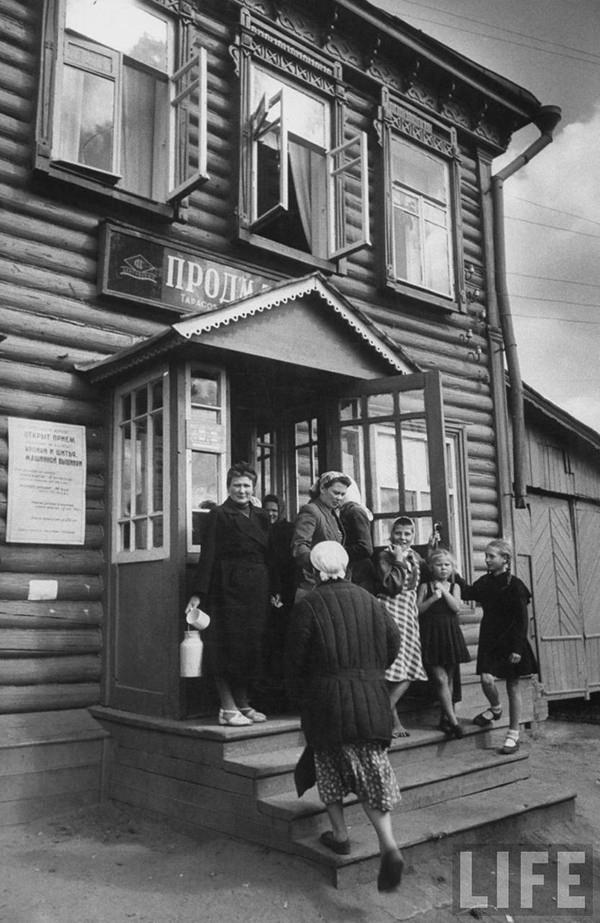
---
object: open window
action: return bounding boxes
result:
[377,91,464,309]
[37,0,208,207]
[240,61,370,265]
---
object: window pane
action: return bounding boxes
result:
[134,518,147,550]
[66,0,169,71]
[134,418,148,515]
[152,412,163,511]
[191,452,219,509]
[340,425,364,492]
[339,398,361,421]
[152,516,163,548]
[401,425,430,513]
[424,220,452,295]
[191,374,219,406]
[134,386,148,417]
[393,205,422,286]
[62,66,114,172]
[122,65,167,199]
[151,379,163,410]
[398,390,425,415]
[369,423,399,514]
[392,138,447,202]
[367,393,394,417]
[120,422,132,517]
[252,68,327,147]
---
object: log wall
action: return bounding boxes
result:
[0,0,515,728]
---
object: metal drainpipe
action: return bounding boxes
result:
[492,105,562,508]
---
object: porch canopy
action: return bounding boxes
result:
[79,272,417,384]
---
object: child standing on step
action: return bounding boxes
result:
[461,539,537,754]
[375,516,428,738]
[417,548,470,738]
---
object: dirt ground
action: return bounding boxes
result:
[1,716,599,923]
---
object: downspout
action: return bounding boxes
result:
[492,105,562,508]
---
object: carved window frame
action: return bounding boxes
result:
[376,89,466,311]
[35,0,208,217]
[232,11,370,269]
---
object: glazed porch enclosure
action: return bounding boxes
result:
[83,275,452,720]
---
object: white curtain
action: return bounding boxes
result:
[288,141,312,247]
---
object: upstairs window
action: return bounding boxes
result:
[377,92,464,309]
[37,0,208,206]
[236,25,369,266]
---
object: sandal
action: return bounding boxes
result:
[473,708,502,727]
[240,707,267,723]
[218,708,253,727]
[500,736,520,754]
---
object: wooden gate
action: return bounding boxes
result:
[528,495,600,698]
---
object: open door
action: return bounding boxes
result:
[329,370,451,549]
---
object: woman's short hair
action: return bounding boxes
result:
[226,461,257,487]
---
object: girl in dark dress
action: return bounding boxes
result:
[417,548,470,738]
[186,462,276,727]
[461,539,538,754]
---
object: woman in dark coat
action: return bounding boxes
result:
[339,477,375,593]
[285,541,404,892]
[186,462,275,727]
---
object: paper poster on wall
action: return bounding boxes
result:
[6,417,87,545]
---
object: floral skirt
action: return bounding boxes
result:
[313,742,401,812]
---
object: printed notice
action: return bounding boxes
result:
[6,417,87,545]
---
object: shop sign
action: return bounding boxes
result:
[6,418,87,545]
[99,223,274,314]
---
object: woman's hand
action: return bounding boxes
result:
[185,595,200,614]
[508,652,522,664]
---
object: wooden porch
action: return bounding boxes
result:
[88,691,575,888]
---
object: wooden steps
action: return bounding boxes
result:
[91,701,576,887]
[0,709,108,825]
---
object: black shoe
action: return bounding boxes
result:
[452,722,464,739]
[320,830,351,855]
[377,848,404,891]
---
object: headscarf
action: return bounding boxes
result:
[342,476,374,522]
[310,541,349,581]
[309,470,351,499]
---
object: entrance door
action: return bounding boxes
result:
[329,370,451,549]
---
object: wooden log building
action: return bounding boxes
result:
[0,0,594,848]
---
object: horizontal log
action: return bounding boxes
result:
[0,333,109,373]
[0,573,103,600]
[0,358,98,401]
[0,303,139,356]
[0,684,101,713]
[0,546,104,574]
[0,209,97,257]
[0,599,103,624]
[0,655,101,685]
[0,627,102,653]
[0,181,100,233]
[0,57,35,99]
[2,233,96,282]
[0,86,30,123]
[0,279,164,339]
[0,384,102,424]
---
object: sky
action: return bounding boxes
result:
[373,0,600,432]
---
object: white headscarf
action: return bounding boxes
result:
[310,541,349,581]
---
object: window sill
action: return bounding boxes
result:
[34,156,176,222]
[239,228,336,274]
[385,278,464,313]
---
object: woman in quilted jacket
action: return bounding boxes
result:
[285,541,404,892]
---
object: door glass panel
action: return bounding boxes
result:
[367,393,394,417]
[191,451,219,546]
[398,389,426,416]
[340,424,364,494]
[369,422,399,514]
[339,398,361,421]
[401,423,430,514]
[152,516,163,548]
[134,418,148,515]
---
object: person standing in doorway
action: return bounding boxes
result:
[462,539,538,753]
[186,462,275,727]
[339,477,376,593]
